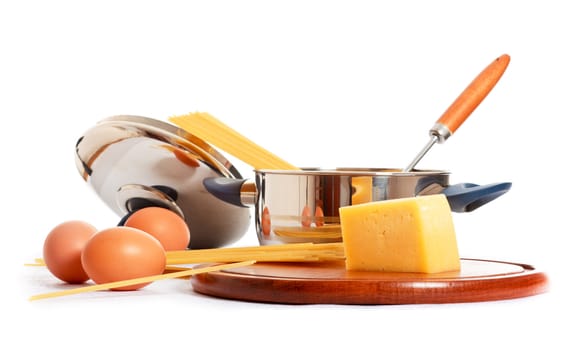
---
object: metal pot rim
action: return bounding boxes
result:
[254,167,451,176]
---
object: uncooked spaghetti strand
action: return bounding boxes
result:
[29,260,256,301]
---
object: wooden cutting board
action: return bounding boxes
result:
[190,259,548,305]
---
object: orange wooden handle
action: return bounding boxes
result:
[437,54,510,133]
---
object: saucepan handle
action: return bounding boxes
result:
[441,182,512,213]
[203,177,250,207]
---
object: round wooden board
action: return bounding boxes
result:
[190,259,548,305]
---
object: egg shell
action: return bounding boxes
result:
[43,220,98,284]
[124,207,190,251]
[81,226,166,291]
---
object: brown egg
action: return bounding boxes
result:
[124,207,190,251]
[81,226,166,291]
[43,221,98,284]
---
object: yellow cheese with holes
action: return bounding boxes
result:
[339,194,460,273]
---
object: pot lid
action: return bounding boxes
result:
[75,115,250,248]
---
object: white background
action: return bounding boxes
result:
[2,1,568,349]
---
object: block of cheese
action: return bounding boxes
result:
[339,194,460,273]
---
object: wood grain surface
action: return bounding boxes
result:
[190,259,548,305]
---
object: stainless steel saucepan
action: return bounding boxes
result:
[204,168,511,245]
